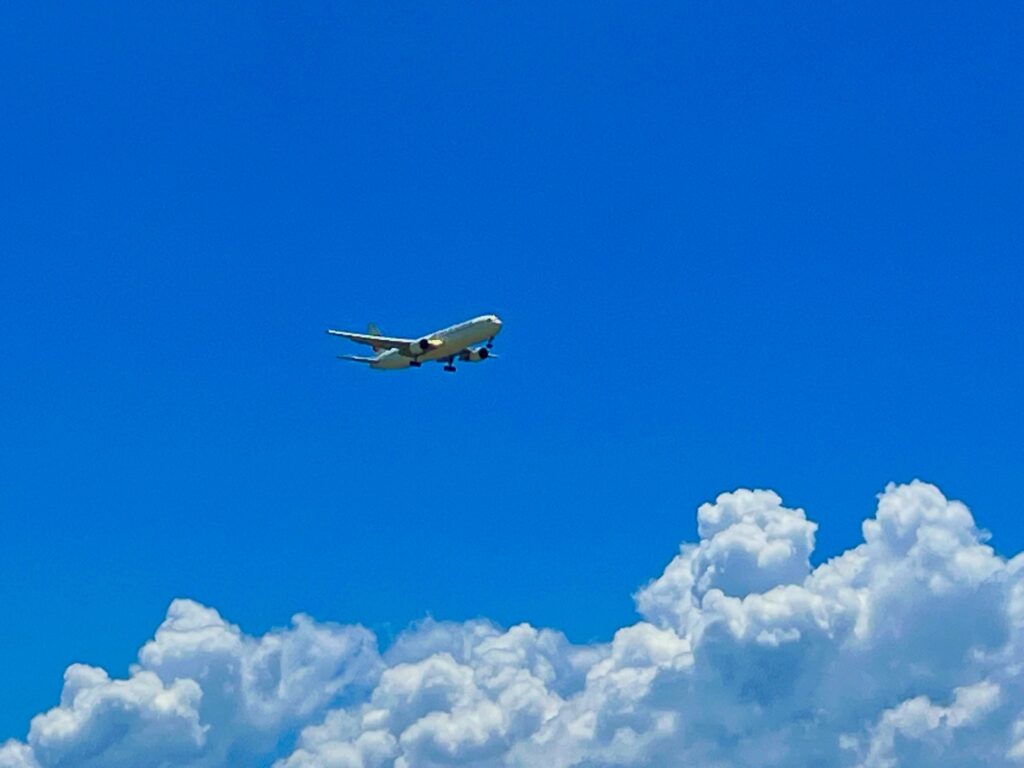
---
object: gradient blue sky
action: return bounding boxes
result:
[1,0,1022,741]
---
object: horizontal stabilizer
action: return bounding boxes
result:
[337,354,377,364]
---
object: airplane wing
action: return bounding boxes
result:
[325,329,443,355]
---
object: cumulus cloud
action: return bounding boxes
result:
[6,481,1024,767]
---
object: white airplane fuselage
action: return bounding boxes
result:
[370,315,503,369]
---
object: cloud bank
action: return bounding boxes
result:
[5,481,1024,767]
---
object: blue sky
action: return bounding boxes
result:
[1,0,1022,747]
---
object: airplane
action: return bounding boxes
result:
[326,314,503,371]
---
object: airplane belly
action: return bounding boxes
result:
[420,327,491,361]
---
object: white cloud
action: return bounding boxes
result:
[7,481,1024,767]
[25,665,205,768]
[0,740,39,768]
[849,680,1003,767]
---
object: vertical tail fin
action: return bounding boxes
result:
[367,323,385,353]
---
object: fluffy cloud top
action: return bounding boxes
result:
[5,481,1024,767]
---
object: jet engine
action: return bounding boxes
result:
[410,338,439,354]
[459,347,490,362]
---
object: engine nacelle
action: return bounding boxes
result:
[410,338,440,355]
[459,347,490,363]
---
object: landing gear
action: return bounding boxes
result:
[409,360,422,368]
[443,356,456,372]
[486,337,495,349]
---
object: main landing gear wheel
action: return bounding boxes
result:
[443,356,456,372]
[409,360,422,368]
